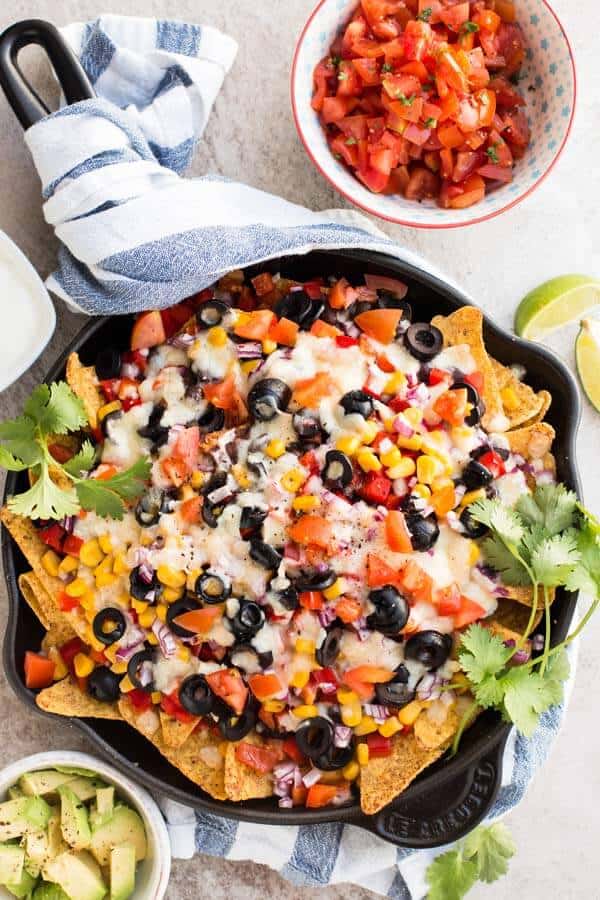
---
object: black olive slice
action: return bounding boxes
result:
[294,568,337,592]
[375,677,415,708]
[404,630,453,670]
[87,667,121,703]
[405,514,440,552]
[127,649,154,692]
[274,290,314,326]
[248,378,292,421]
[231,601,266,640]
[135,487,165,527]
[315,744,354,771]
[293,409,322,441]
[218,698,259,741]
[461,459,494,490]
[196,300,229,329]
[316,627,343,667]
[92,608,127,646]
[295,716,334,761]
[366,585,409,635]
[196,572,231,604]
[95,348,122,380]
[404,323,443,362]
[276,586,299,611]
[101,408,122,438]
[340,390,374,419]
[322,450,353,488]
[137,405,169,450]
[451,381,485,427]
[167,597,200,637]
[460,506,489,538]
[179,675,214,716]
[129,567,162,604]
[249,540,282,570]
[376,292,412,320]
[197,403,225,434]
[239,506,268,540]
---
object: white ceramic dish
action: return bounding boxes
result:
[0,231,55,393]
[291,0,576,228]
[0,750,171,900]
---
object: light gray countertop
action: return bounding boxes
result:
[0,1,598,898]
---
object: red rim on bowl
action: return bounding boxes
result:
[291,0,577,229]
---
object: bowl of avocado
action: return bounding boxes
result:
[0,752,171,899]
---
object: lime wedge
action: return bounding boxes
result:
[514,275,600,341]
[576,318,600,412]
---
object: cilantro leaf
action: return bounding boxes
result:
[0,415,41,465]
[34,382,88,436]
[426,849,478,900]
[101,458,152,499]
[63,441,97,477]
[530,531,580,586]
[470,498,525,545]
[517,483,578,536]
[501,664,564,737]
[564,522,600,595]
[76,481,127,520]
[8,469,80,520]
[459,626,512,685]
[463,823,516,883]
[0,446,30,472]
[480,534,530,585]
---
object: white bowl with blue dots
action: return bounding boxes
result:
[291,0,576,229]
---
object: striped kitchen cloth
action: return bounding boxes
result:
[18,15,578,897]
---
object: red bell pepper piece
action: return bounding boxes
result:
[366,733,393,758]
[335,335,359,348]
[39,523,65,553]
[59,637,85,669]
[478,450,505,478]
[360,471,392,505]
[129,689,153,711]
[62,534,83,557]
[57,591,81,613]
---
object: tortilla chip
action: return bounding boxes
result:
[224,733,274,801]
[37,677,120,719]
[485,621,527,647]
[431,307,505,431]
[119,699,227,800]
[413,705,460,750]
[360,730,447,815]
[66,352,103,429]
[492,597,543,633]
[490,358,547,429]
[503,584,555,609]
[523,389,552,426]
[505,422,555,460]
[19,572,77,643]
[159,711,198,749]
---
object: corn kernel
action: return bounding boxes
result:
[289,670,310,689]
[111,661,128,675]
[94,555,113,577]
[501,386,520,411]
[162,586,184,604]
[404,406,423,426]
[79,593,96,612]
[262,338,277,355]
[354,716,378,736]
[380,446,402,468]
[416,454,441,485]
[41,550,61,577]
[113,553,129,575]
[95,572,117,589]
[337,688,358,705]
[384,372,407,395]
[386,457,416,479]
[156,604,168,622]
[58,555,78,577]
[295,638,315,655]
[146,633,159,646]
[379,717,402,738]
[431,476,454,492]
[292,704,319,719]
[263,700,285,713]
[231,464,251,489]
[138,610,156,628]
[451,426,472,444]
[119,674,135,693]
[412,484,431,500]
[104,644,118,663]
[241,359,261,375]
[157,565,187,589]
[97,400,121,422]
[79,539,104,569]
[460,488,486,508]
[48,647,68,681]
[336,435,361,456]
[73,653,95,678]
[65,578,88,598]
[340,702,362,727]
[98,534,113,555]
[281,468,305,492]
[360,421,380,445]
[398,700,423,726]
[266,439,286,459]
[207,326,227,347]
[87,631,107,654]
[356,744,370,766]
[396,434,423,451]
[468,541,480,565]
[151,692,162,705]
[132,599,149,614]
[187,569,201,592]
[323,578,345,601]
[190,470,205,490]
[292,494,320,512]
[357,448,382,473]
[342,761,360,781]
[178,646,191,662]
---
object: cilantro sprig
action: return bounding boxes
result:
[426,823,516,900]
[453,483,600,748]
[0,382,150,521]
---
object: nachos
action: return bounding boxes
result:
[1,268,559,814]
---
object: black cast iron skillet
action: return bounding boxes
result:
[0,20,582,849]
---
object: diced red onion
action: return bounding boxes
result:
[356,286,379,303]
[417,673,437,700]
[302,767,323,788]
[333,725,353,748]
[197,452,216,472]
[407,383,429,405]
[169,332,196,349]
[363,704,390,723]
[116,640,145,662]
[397,319,410,335]
[511,646,531,665]
[274,761,297,782]
[392,416,414,437]
[284,543,301,562]
[60,516,75,533]
[318,606,338,628]
[532,634,544,652]
[138,561,154,584]
[236,341,263,359]
[356,628,370,642]
[152,620,177,658]
[406,373,418,388]
[278,796,294,809]
[364,274,408,299]
[138,660,154,687]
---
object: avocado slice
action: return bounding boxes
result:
[19,772,74,798]
[0,843,25,885]
[23,829,49,877]
[66,779,108,804]
[89,806,146,867]
[0,797,52,842]
[89,789,115,831]
[57,787,91,852]
[32,883,70,900]
[109,844,136,900]
[7,786,24,802]
[53,767,98,779]
[43,850,107,900]
[5,866,37,898]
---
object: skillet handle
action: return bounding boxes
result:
[356,731,509,849]
[0,19,95,129]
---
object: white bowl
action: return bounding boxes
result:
[0,751,171,900]
[291,0,576,228]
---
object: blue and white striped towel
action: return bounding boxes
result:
[21,16,577,897]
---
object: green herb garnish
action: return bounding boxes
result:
[426,823,516,900]
[417,7,433,21]
[424,116,438,128]
[345,137,358,145]
[0,382,150,520]
[486,144,500,163]
[397,91,416,106]
[462,21,480,33]
[381,62,393,73]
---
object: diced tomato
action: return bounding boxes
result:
[248,673,283,701]
[298,449,319,475]
[311,667,339,694]
[473,9,501,33]
[336,334,359,348]
[356,166,390,193]
[405,166,439,200]
[283,736,307,766]
[310,319,341,339]
[162,689,197,724]
[342,16,368,58]
[48,442,74,464]
[331,133,359,168]
[306,784,339,809]
[503,109,530,147]
[335,596,363,623]
[338,114,369,141]
[290,515,333,551]
[39,523,65,553]
[160,301,194,338]
[57,591,81,613]
[292,785,308,806]
[495,0,517,22]
[437,123,465,149]
[172,425,199,474]
[434,387,469,425]
[235,741,282,774]
[173,606,222,634]
[435,584,462,616]
[312,57,336,112]
[337,60,362,97]
[464,371,484,394]
[203,373,244,414]
[478,450,506,478]
[495,22,526,75]
[180,496,202,523]
[366,733,393,758]
[489,76,526,109]
[24,651,55,690]
[360,471,392,506]
[322,96,357,124]
[439,2,470,31]
[160,456,188,487]
[299,591,325,611]
[303,279,324,299]
[251,272,275,297]
[445,173,486,209]
[353,37,386,58]
[268,316,299,347]
[454,597,486,629]
[397,559,435,603]
[292,372,336,408]
[131,310,166,350]
[329,277,353,310]
[386,510,413,553]
[366,552,402,588]
[59,637,84,669]
[355,308,401,344]
[477,163,512,183]
[128,689,152,711]
[234,308,275,340]
[354,57,381,86]
[206,669,249,715]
